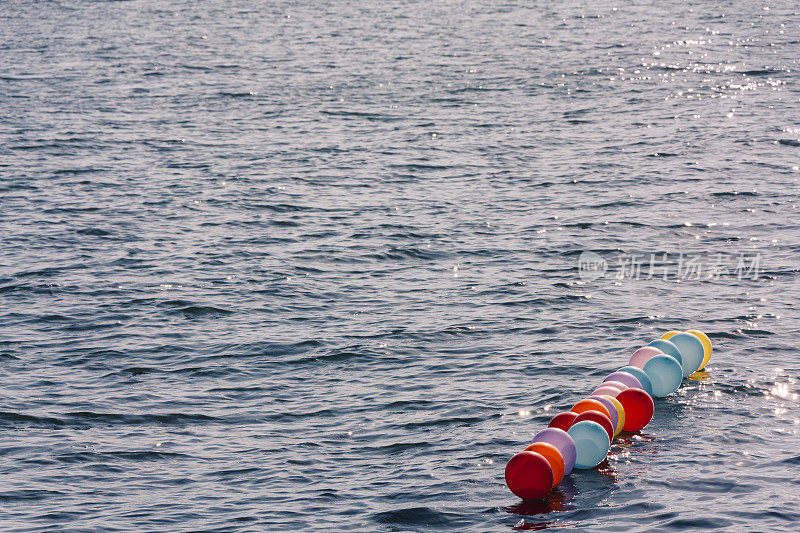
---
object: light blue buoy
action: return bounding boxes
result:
[643,354,683,397]
[668,332,704,376]
[647,339,683,367]
[567,420,610,469]
[616,365,654,397]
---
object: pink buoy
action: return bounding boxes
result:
[629,347,664,369]
[592,380,626,396]
[601,380,628,391]
[603,371,643,390]
[592,385,623,397]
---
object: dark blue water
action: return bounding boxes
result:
[2,0,800,530]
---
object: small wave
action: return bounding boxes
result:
[648,478,759,494]
[384,399,436,411]
[496,294,593,307]
[0,411,219,428]
[158,300,234,317]
[207,339,323,361]
[561,248,625,256]
[399,416,490,430]
[270,219,301,227]
[0,412,65,426]
[388,163,453,171]
[662,517,735,529]
[711,329,775,339]
[284,347,383,365]
[590,200,642,208]
[374,506,467,528]
[55,450,190,463]
[15,265,85,278]
[0,282,61,295]
[736,328,775,336]
[320,110,403,122]
[165,162,211,169]
[741,69,777,76]
[711,191,759,197]
[111,366,162,376]
[608,316,663,324]
[206,467,261,478]
[362,247,444,261]
[42,206,102,213]
[371,441,436,454]
[65,411,217,425]
[75,227,112,236]
[713,383,771,398]
[0,490,64,502]
[217,91,260,98]
[52,167,107,175]
[242,202,314,213]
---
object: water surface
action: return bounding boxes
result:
[1,0,800,530]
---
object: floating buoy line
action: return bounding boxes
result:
[505,329,713,500]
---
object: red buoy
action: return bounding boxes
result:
[505,451,554,500]
[548,411,578,432]
[523,441,565,485]
[616,388,654,432]
[572,409,614,442]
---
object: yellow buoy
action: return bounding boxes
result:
[601,394,625,437]
[687,329,712,370]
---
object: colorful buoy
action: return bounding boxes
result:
[668,332,705,377]
[567,421,610,469]
[571,398,613,421]
[505,451,554,500]
[524,441,565,485]
[629,346,664,369]
[600,394,626,436]
[573,409,614,442]
[592,385,623,398]
[603,372,643,390]
[532,428,577,476]
[615,388,654,432]
[687,329,712,370]
[548,411,578,432]
[616,366,654,397]
[587,395,619,432]
[647,339,683,367]
[643,354,683,397]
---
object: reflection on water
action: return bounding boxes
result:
[504,422,662,529]
[505,478,579,517]
[509,518,567,531]
[505,462,625,529]
[613,432,656,448]
[505,480,579,530]
[595,458,618,481]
